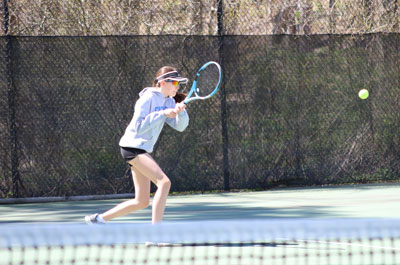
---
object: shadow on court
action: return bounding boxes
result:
[147,242,298,248]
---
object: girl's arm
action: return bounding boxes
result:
[133,96,166,134]
[165,102,189,132]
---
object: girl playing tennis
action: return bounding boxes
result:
[85,66,189,224]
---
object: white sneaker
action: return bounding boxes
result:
[84,213,104,225]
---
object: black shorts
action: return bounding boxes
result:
[120,147,146,165]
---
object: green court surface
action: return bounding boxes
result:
[1,183,399,223]
[1,183,399,265]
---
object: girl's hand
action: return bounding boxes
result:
[164,103,186,118]
[174,102,186,113]
[164,108,178,118]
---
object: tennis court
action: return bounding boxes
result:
[1,183,400,223]
[1,1,400,265]
[1,183,399,264]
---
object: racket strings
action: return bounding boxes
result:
[196,64,220,97]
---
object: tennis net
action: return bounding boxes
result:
[1,218,399,265]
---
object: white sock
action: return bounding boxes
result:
[96,215,106,223]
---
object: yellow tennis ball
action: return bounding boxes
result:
[358,89,369,100]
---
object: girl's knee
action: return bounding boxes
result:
[157,176,171,190]
[136,198,150,209]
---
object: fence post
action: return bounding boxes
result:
[3,0,21,197]
[217,0,230,191]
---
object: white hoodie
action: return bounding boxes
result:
[119,87,189,153]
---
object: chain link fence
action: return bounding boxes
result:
[1,1,399,198]
[2,0,400,36]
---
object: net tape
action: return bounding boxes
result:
[1,218,400,248]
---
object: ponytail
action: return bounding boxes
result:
[152,79,158,87]
[174,92,186,103]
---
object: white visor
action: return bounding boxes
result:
[156,71,188,84]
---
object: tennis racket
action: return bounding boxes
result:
[183,61,222,104]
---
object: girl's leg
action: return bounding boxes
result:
[100,153,171,224]
[100,166,151,221]
[128,153,171,224]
